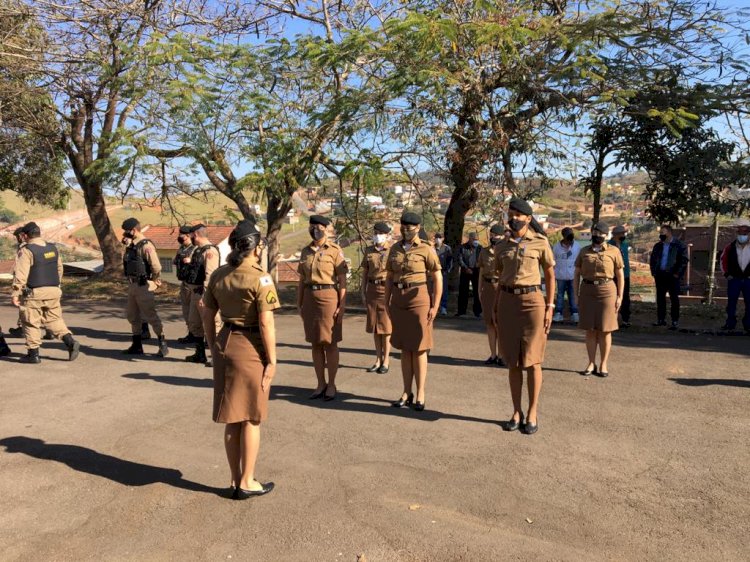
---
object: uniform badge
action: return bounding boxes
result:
[266,291,278,304]
[259,275,273,287]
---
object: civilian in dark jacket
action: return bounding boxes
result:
[649,225,688,329]
[456,232,483,317]
[719,219,750,331]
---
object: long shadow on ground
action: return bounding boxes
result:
[0,436,222,495]
[669,377,750,388]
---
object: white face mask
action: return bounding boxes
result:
[374,233,387,245]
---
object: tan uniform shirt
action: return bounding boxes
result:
[364,243,391,281]
[298,241,348,284]
[203,260,281,326]
[130,233,162,280]
[495,231,555,287]
[575,243,624,280]
[478,246,499,280]
[386,237,441,284]
[12,238,63,298]
[195,241,220,289]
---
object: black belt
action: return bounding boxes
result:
[395,281,426,289]
[306,284,336,291]
[583,278,613,285]
[483,277,499,283]
[500,285,541,295]
[369,279,386,286]
[224,323,260,333]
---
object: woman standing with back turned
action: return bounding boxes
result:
[493,198,555,435]
[201,220,279,500]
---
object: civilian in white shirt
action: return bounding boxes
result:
[719,218,750,331]
[552,227,581,322]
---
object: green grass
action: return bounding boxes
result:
[0,190,87,222]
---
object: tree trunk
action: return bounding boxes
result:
[265,190,294,278]
[80,178,123,277]
[591,152,606,225]
[705,213,720,304]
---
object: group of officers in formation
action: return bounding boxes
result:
[2,201,749,499]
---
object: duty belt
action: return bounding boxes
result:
[583,278,613,285]
[225,323,260,333]
[368,279,386,286]
[395,281,426,289]
[500,285,541,295]
[306,284,336,291]
[483,276,499,283]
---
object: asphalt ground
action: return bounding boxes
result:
[0,298,748,561]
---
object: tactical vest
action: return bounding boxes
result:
[184,244,219,285]
[26,243,60,288]
[175,245,195,282]
[123,239,153,279]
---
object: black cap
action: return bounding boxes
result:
[179,225,192,235]
[561,227,574,238]
[400,212,421,226]
[13,226,24,236]
[490,224,504,235]
[592,221,610,234]
[434,232,444,239]
[190,223,206,233]
[309,215,331,227]
[121,217,139,231]
[374,222,391,234]
[21,221,39,235]
[229,220,261,249]
[508,197,533,216]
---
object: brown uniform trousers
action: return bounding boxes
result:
[180,282,192,324]
[127,280,163,335]
[20,286,70,349]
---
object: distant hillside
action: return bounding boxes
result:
[0,189,87,225]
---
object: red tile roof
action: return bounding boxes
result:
[141,225,234,250]
[276,260,300,284]
[0,259,14,275]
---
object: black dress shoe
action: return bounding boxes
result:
[484,356,497,365]
[8,326,23,338]
[495,357,506,367]
[365,363,380,373]
[582,365,597,376]
[523,421,539,435]
[235,482,275,500]
[376,365,390,374]
[414,401,425,412]
[597,370,609,378]
[502,415,524,431]
[652,320,667,327]
[392,393,413,408]
[324,387,337,401]
[309,386,327,400]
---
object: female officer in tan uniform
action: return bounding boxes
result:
[201,220,279,500]
[493,198,555,435]
[296,215,348,401]
[385,212,442,412]
[478,224,506,366]
[361,222,393,374]
[574,222,625,378]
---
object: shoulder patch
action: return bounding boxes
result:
[339,251,345,259]
[265,291,278,305]
[259,275,273,287]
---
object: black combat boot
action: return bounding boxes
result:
[185,340,207,364]
[8,326,23,338]
[123,335,144,355]
[20,348,41,364]
[43,330,54,341]
[157,334,169,358]
[0,335,10,357]
[62,333,80,361]
[141,322,152,341]
[177,332,199,344]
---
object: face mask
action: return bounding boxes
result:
[374,234,387,245]
[402,228,417,241]
[738,234,749,244]
[566,235,575,243]
[618,235,626,242]
[508,218,526,233]
[434,238,443,247]
[491,236,502,244]
[310,228,325,241]
[659,234,667,242]
[471,240,479,247]
[178,236,187,245]
[592,235,605,245]
[123,232,135,239]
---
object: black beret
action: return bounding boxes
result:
[179,225,193,235]
[400,212,421,226]
[13,226,24,236]
[121,217,139,231]
[561,227,574,238]
[508,197,533,216]
[21,221,39,234]
[232,219,260,240]
[374,221,391,234]
[591,221,610,233]
[490,224,504,235]
[309,215,331,226]
[190,223,206,233]
[434,232,444,238]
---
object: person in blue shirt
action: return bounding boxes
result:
[649,225,688,329]
[609,225,631,327]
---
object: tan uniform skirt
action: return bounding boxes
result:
[390,284,432,352]
[480,280,499,327]
[578,281,619,332]
[365,282,392,335]
[302,287,342,345]
[496,290,547,368]
[213,326,269,424]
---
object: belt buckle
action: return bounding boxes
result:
[513,288,521,295]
